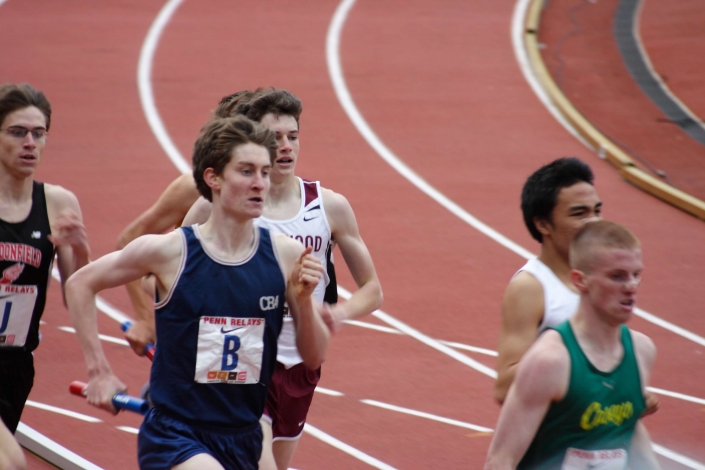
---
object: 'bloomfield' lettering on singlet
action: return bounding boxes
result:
[256,178,335,368]
[517,322,646,469]
[149,225,285,429]
[0,182,54,352]
[515,258,579,333]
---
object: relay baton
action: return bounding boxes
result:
[121,321,155,361]
[69,381,150,415]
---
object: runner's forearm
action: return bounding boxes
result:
[294,296,330,368]
[335,279,382,321]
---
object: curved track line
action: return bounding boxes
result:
[326,0,535,261]
[511,0,593,150]
[134,2,396,468]
[325,0,705,348]
[303,424,397,470]
[16,423,102,470]
[137,0,190,174]
[329,1,705,467]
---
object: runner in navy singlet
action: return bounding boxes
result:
[0,83,90,468]
[183,89,383,470]
[67,117,330,469]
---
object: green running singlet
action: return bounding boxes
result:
[517,321,646,470]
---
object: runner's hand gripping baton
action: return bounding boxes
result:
[69,381,150,415]
[122,321,155,360]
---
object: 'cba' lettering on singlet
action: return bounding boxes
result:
[194,315,269,384]
[561,447,627,470]
[0,284,38,347]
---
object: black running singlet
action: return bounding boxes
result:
[0,182,55,352]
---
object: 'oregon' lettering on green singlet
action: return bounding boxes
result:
[580,401,634,430]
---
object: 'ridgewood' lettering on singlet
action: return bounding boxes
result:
[289,235,322,252]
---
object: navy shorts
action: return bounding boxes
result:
[138,408,262,470]
[263,362,320,440]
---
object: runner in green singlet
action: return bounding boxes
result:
[484,221,660,470]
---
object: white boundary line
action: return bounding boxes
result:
[315,387,345,397]
[338,286,497,378]
[326,0,535,262]
[646,387,705,406]
[330,0,705,350]
[52,266,705,407]
[58,326,130,346]
[509,0,705,466]
[303,424,397,470]
[132,2,394,468]
[329,1,705,466]
[16,423,103,470]
[361,400,493,433]
[25,400,102,423]
[652,445,705,470]
[510,0,593,149]
[137,0,190,174]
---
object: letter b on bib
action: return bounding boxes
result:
[221,335,241,370]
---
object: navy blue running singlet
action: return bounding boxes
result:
[149,225,285,429]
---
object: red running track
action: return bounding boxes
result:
[1,0,704,468]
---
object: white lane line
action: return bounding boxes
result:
[510,0,592,149]
[25,400,102,423]
[303,424,397,470]
[343,319,402,334]
[342,305,705,405]
[652,446,705,470]
[647,387,705,406]
[326,0,535,262]
[134,3,395,468]
[328,0,705,349]
[347,316,496,356]
[439,341,498,357]
[16,423,103,470]
[58,326,130,347]
[137,0,189,174]
[361,400,493,433]
[53,262,704,407]
[338,287,497,378]
[315,387,345,397]
[116,426,140,435]
[134,1,703,466]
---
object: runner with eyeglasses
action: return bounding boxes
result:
[0,83,91,468]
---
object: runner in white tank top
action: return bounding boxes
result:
[494,158,602,404]
[514,258,578,333]
[257,178,334,366]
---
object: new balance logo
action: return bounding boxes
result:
[31,231,41,239]
[259,295,279,311]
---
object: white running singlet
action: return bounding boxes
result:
[515,258,579,333]
[256,178,333,367]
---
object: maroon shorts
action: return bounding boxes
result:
[263,362,320,440]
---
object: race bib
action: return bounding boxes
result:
[194,316,265,384]
[0,284,38,347]
[561,448,628,470]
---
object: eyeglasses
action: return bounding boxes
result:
[0,126,48,140]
